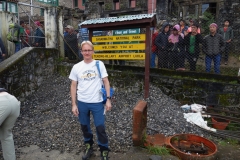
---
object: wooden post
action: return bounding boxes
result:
[144,26,150,99]
[89,29,93,42]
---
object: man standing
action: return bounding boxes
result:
[203,23,225,74]
[64,25,78,60]
[0,37,6,62]
[34,21,45,47]
[0,88,20,160]
[69,41,111,160]
[218,20,234,65]
[15,21,25,53]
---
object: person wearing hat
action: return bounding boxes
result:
[218,20,234,65]
[34,21,45,47]
[168,24,185,70]
[64,25,78,60]
[203,23,225,74]
[0,88,20,160]
[184,22,203,71]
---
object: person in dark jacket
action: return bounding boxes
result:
[34,21,45,47]
[218,20,234,65]
[184,22,203,71]
[203,23,225,74]
[64,25,78,60]
[168,24,185,70]
[155,22,170,68]
[0,37,7,62]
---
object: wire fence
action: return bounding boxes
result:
[13,2,240,76]
[17,2,45,49]
[153,19,240,76]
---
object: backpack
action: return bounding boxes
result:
[7,23,20,42]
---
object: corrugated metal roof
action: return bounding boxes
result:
[80,13,156,25]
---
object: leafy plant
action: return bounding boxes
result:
[201,11,215,35]
[147,146,171,156]
[218,138,239,146]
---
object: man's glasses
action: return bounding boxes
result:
[82,50,93,53]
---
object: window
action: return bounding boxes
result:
[74,0,78,7]
[99,2,104,13]
[113,0,119,10]
[0,2,17,13]
[128,0,135,8]
[202,3,216,16]
[82,0,86,6]
[0,2,4,11]
[38,0,59,6]
[40,8,44,16]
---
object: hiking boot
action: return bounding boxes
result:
[82,143,93,160]
[101,150,109,160]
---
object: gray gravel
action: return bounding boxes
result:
[1,74,208,159]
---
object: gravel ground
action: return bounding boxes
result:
[0,73,209,159]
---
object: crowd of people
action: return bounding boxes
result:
[151,19,234,74]
[0,20,45,62]
[14,20,45,53]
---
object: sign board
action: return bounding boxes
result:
[92,34,145,42]
[93,53,145,60]
[113,28,140,35]
[94,44,145,51]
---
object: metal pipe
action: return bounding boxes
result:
[31,0,33,16]
[18,2,44,9]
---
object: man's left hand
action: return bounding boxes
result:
[105,99,112,111]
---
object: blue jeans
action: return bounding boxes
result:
[15,43,21,53]
[205,54,221,74]
[77,101,108,151]
[151,52,156,68]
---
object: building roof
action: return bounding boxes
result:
[80,13,156,30]
[80,13,156,25]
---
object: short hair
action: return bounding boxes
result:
[81,41,94,50]
[224,19,230,23]
[179,19,185,24]
[20,21,24,25]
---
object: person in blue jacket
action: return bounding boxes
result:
[34,21,45,47]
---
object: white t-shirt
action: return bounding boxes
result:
[69,60,108,103]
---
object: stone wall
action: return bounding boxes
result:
[57,64,240,107]
[0,47,58,101]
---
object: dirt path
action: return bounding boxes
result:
[17,143,240,160]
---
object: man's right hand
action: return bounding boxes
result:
[72,105,79,116]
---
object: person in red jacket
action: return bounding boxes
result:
[151,27,159,68]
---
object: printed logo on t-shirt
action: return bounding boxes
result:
[81,70,97,81]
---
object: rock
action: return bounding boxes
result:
[149,155,161,160]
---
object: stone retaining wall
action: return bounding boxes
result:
[57,63,240,106]
[0,47,58,101]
